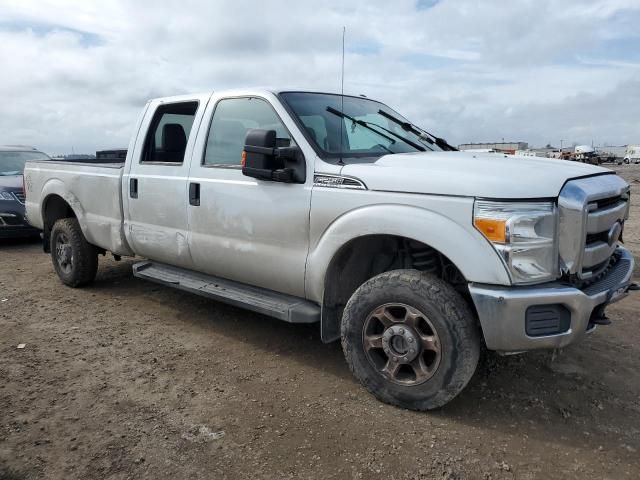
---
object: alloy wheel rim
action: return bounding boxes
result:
[362,303,442,386]
[55,233,73,274]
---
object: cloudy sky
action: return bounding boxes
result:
[0,0,639,154]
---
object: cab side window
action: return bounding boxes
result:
[142,102,198,164]
[203,97,294,166]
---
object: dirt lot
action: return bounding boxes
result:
[1,165,640,480]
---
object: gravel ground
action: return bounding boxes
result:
[1,164,640,480]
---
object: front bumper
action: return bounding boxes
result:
[0,224,40,238]
[469,246,635,353]
[0,211,39,238]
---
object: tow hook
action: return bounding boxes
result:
[591,284,638,328]
[590,304,611,326]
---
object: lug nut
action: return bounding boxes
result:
[408,337,414,343]
[399,328,404,334]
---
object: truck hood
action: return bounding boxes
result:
[340,151,611,198]
[0,174,22,191]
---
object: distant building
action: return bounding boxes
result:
[458,142,528,153]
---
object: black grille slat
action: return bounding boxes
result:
[585,231,608,245]
[593,196,624,211]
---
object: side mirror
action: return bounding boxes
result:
[242,129,300,182]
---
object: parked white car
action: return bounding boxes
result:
[24,89,636,409]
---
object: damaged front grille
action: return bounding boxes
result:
[581,193,627,279]
[558,175,630,284]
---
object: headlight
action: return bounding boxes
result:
[474,200,558,284]
[0,191,15,201]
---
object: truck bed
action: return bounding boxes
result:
[24,160,132,255]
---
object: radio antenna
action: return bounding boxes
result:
[339,26,346,164]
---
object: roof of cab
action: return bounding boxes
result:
[0,145,41,152]
[150,88,347,104]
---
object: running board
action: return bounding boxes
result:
[132,261,320,324]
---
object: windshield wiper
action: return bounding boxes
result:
[326,107,396,150]
[377,110,457,151]
[358,120,428,152]
[327,106,428,153]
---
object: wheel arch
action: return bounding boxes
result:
[40,180,87,252]
[305,204,510,342]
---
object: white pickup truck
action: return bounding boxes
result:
[24,89,636,410]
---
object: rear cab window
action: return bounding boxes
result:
[141,102,199,164]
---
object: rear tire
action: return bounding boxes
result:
[341,270,480,410]
[50,218,98,287]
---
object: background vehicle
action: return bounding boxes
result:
[23,89,636,410]
[96,149,127,162]
[0,145,50,238]
[624,145,640,164]
[573,145,601,164]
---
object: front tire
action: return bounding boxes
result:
[341,270,480,410]
[50,218,98,287]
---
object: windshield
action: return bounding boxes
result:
[280,92,444,161]
[0,151,50,175]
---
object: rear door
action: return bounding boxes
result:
[123,94,210,268]
[186,93,313,297]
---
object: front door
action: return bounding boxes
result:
[186,95,312,297]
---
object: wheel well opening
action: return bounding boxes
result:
[321,235,470,342]
[42,195,76,252]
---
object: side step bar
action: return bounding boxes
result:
[133,261,320,324]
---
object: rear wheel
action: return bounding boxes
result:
[50,218,98,287]
[341,270,480,410]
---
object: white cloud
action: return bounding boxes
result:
[0,0,638,154]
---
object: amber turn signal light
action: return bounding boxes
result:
[474,218,506,243]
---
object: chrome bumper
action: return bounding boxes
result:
[469,246,635,353]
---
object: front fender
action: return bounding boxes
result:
[305,203,511,303]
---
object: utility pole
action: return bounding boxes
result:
[560,139,563,153]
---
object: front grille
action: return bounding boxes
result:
[558,174,630,282]
[582,194,627,277]
[12,191,25,204]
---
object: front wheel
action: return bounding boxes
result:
[341,270,480,410]
[50,218,98,287]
